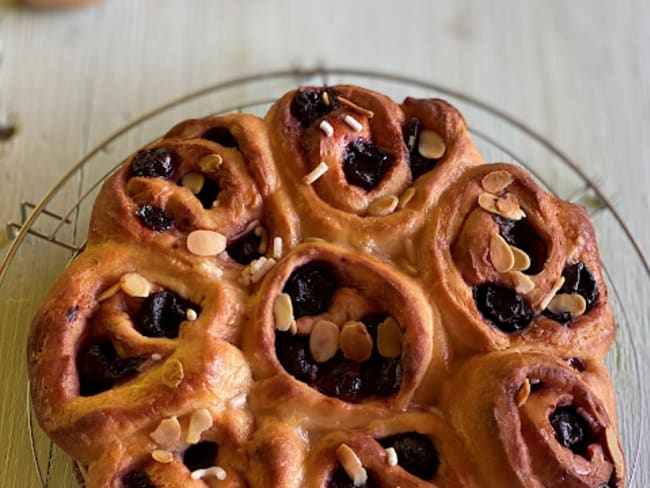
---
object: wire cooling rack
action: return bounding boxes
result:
[1,69,647,486]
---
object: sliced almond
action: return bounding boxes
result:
[478,192,499,213]
[182,172,205,194]
[516,378,531,406]
[98,282,121,302]
[510,271,535,294]
[418,129,446,159]
[340,321,373,363]
[198,154,223,173]
[191,466,227,481]
[336,95,375,118]
[274,293,295,332]
[398,187,416,209]
[336,444,368,487]
[162,359,184,388]
[605,427,625,475]
[384,447,398,467]
[547,293,587,316]
[187,230,227,256]
[376,317,402,358]
[152,450,174,464]
[496,193,526,220]
[510,246,531,272]
[150,417,181,447]
[490,234,515,273]
[120,272,151,298]
[367,195,399,217]
[187,408,213,444]
[481,170,514,193]
[539,276,566,311]
[309,320,340,363]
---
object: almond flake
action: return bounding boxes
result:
[187,230,227,256]
[510,246,531,272]
[377,317,402,358]
[481,170,513,193]
[119,272,151,298]
[398,187,416,209]
[516,378,531,406]
[152,450,174,464]
[547,293,587,316]
[496,193,526,220]
[161,359,184,388]
[274,293,295,332]
[98,282,121,302]
[191,466,227,481]
[490,234,515,273]
[478,192,499,213]
[605,427,625,475]
[340,321,373,363]
[418,129,446,159]
[198,154,223,173]
[187,408,213,444]
[150,417,181,447]
[182,172,205,194]
[336,444,367,487]
[510,271,535,294]
[336,95,375,118]
[367,195,399,217]
[385,447,398,467]
[309,320,340,363]
[539,276,566,311]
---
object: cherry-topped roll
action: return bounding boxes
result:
[27,84,624,488]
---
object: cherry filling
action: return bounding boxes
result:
[549,405,592,457]
[226,229,262,264]
[77,340,146,396]
[380,433,439,479]
[275,332,318,384]
[328,465,378,488]
[135,205,175,232]
[201,127,239,148]
[566,357,587,372]
[493,215,547,275]
[474,283,533,333]
[403,118,441,179]
[343,140,391,190]
[544,262,599,323]
[282,262,338,318]
[183,441,219,472]
[137,290,199,339]
[130,147,176,179]
[290,87,338,127]
[194,177,220,209]
[122,470,155,488]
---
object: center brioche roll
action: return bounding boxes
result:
[244,241,448,429]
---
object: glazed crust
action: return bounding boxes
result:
[27,85,623,487]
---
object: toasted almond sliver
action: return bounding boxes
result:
[182,172,205,194]
[187,230,227,256]
[481,170,514,194]
[274,293,294,332]
[605,427,625,475]
[162,359,184,388]
[120,272,151,298]
[152,450,174,464]
[496,193,526,220]
[385,447,398,467]
[150,417,181,447]
[336,444,368,487]
[516,378,531,407]
[336,95,375,118]
[344,114,363,132]
[340,321,373,363]
[191,466,227,481]
[198,154,223,173]
[309,320,340,363]
[272,237,283,260]
[98,282,121,302]
[490,234,515,273]
[547,293,587,316]
[478,192,499,213]
[377,317,402,358]
[186,308,198,321]
[510,271,535,294]
[539,276,566,311]
[510,245,531,272]
[367,195,399,217]
[418,129,446,159]
[303,161,329,184]
[398,187,416,209]
[187,408,213,444]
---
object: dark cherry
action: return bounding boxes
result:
[195,177,220,209]
[202,127,238,148]
[290,88,337,127]
[493,215,547,275]
[403,117,440,179]
[275,331,318,383]
[137,290,197,339]
[183,441,219,472]
[343,140,391,190]
[131,148,175,179]
[474,283,533,332]
[328,465,377,488]
[380,433,439,479]
[66,305,79,322]
[370,357,402,396]
[282,262,338,318]
[135,205,175,232]
[77,340,146,396]
[315,356,364,403]
[122,470,155,488]
[550,405,591,456]
[226,229,262,264]
[566,357,586,372]
[543,262,598,323]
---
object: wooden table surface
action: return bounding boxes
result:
[1,0,648,486]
